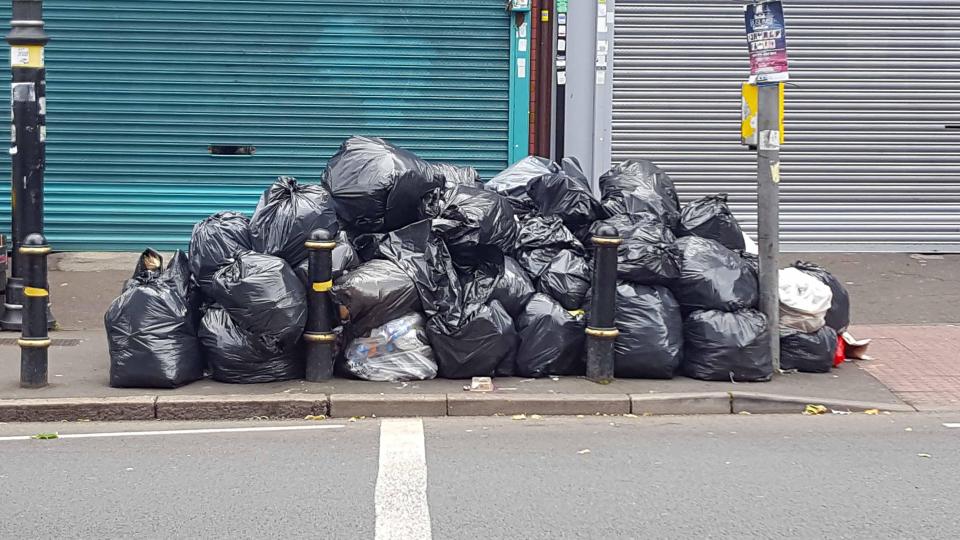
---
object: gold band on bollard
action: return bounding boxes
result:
[19,246,51,255]
[312,280,333,293]
[24,286,48,297]
[591,237,622,247]
[585,327,619,339]
[303,332,337,343]
[304,241,336,250]
[18,338,51,349]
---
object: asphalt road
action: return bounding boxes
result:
[1,414,959,539]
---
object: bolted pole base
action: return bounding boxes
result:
[19,340,49,388]
[304,337,335,382]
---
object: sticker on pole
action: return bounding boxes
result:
[744,1,789,84]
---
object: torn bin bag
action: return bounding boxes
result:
[426,301,518,379]
[536,249,592,311]
[780,326,838,374]
[515,294,586,378]
[344,313,438,382]
[611,283,684,379]
[332,259,422,339]
[322,136,443,233]
[486,155,558,216]
[677,194,746,251]
[673,236,759,313]
[489,256,536,318]
[106,250,204,388]
[208,251,307,350]
[199,306,304,383]
[433,185,519,253]
[793,261,851,332]
[188,211,252,292]
[683,309,772,382]
[249,176,339,266]
[592,214,681,286]
[599,159,681,230]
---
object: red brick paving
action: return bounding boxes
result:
[851,325,960,411]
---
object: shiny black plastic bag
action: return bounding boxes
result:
[433,185,519,253]
[780,326,838,374]
[199,306,304,383]
[677,194,746,251]
[434,162,483,201]
[609,283,684,379]
[526,168,604,234]
[489,256,536,318]
[208,251,307,350]
[486,155,558,216]
[683,309,772,382]
[793,261,851,332]
[366,220,463,320]
[536,249,592,311]
[592,213,681,286]
[294,230,361,288]
[322,136,444,233]
[332,259,422,339]
[426,300,518,379]
[515,215,584,256]
[106,250,204,388]
[673,236,759,313]
[188,211,252,293]
[599,159,681,230]
[249,176,339,266]
[515,294,586,378]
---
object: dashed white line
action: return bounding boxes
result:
[943,423,960,428]
[0,424,345,442]
[375,418,432,540]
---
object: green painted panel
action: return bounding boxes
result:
[0,0,511,251]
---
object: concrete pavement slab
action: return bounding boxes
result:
[329,394,447,418]
[447,394,631,416]
[631,392,732,415]
[155,394,327,421]
[0,396,155,422]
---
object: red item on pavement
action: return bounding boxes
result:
[834,335,846,367]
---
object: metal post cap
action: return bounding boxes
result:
[591,225,621,246]
[23,233,47,246]
[305,228,336,250]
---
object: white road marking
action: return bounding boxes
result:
[0,424,344,442]
[944,423,960,428]
[375,418,432,540]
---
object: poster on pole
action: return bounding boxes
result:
[744,1,789,84]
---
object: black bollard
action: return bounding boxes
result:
[586,225,620,383]
[18,233,50,388]
[303,229,336,382]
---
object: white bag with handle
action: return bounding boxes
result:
[779,267,833,333]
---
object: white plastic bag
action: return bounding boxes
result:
[345,313,438,382]
[778,267,833,333]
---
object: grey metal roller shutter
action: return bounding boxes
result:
[612,0,960,252]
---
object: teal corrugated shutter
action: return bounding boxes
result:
[0,1,511,251]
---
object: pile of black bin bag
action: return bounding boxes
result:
[105,135,851,388]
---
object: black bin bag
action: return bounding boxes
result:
[673,236,758,313]
[249,176,339,266]
[486,155,558,216]
[780,326,838,374]
[515,294,586,378]
[294,230,361,288]
[610,283,684,379]
[792,261,851,332]
[322,136,444,233]
[592,213,681,286]
[332,259,422,339]
[208,251,307,350]
[433,185,519,254]
[199,306,304,383]
[599,159,681,230]
[426,300,518,379]
[106,250,204,388]
[677,194,746,251]
[188,211,252,293]
[537,249,592,311]
[489,256,536,318]
[683,309,772,382]
[526,167,604,235]
[434,162,483,201]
